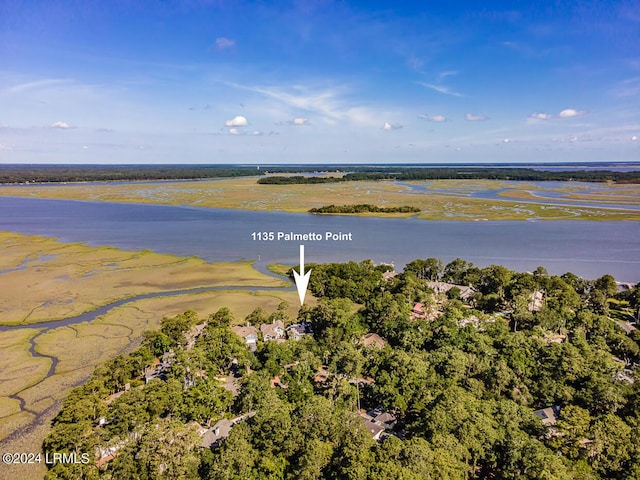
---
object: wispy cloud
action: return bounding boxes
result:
[530,112,552,120]
[465,113,487,121]
[612,77,640,97]
[227,82,380,127]
[215,37,236,50]
[5,78,71,94]
[417,82,463,97]
[419,114,447,122]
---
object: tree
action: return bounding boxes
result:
[443,258,472,284]
[405,258,444,281]
[593,274,618,298]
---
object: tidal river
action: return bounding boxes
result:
[1,197,639,282]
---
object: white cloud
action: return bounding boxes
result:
[50,121,75,129]
[559,109,586,118]
[228,128,242,135]
[216,37,236,50]
[429,115,447,122]
[502,138,510,143]
[225,115,248,127]
[465,113,487,121]
[530,112,552,120]
[382,122,402,131]
[632,135,638,141]
[252,130,263,136]
[418,82,463,97]
[291,117,310,126]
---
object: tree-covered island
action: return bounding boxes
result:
[309,204,421,214]
[43,259,640,479]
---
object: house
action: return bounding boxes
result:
[425,281,476,301]
[185,323,206,350]
[528,290,545,312]
[360,333,387,349]
[144,351,174,383]
[270,375,288,389]
[411,302,427,319]
[544,333,567,344]
[231,325,258,351]
[382,270,398,281]
[363,418,386,441]
[358,407,397,441]
[534,406,561,427]
[200,419,233,448]
[200,412,256,449]
[313,366,331,384]
[260,320,285,341]
[410,302,439,321]
[286,322,313,340]
[379,263,397,281]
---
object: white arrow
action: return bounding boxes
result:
[292,244,312,305]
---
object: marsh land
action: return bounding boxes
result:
[0,233,305,479]
[2,176,640,221]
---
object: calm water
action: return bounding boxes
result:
[1,197,639,282]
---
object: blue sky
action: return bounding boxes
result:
[1,0,639,164]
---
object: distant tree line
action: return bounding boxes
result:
[3,164,638,184]
[309,204,420,214]
[0,165,264,184]
[258,168,640,184]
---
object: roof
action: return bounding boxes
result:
[231,325,258,339]
[260,320,285,339]
[534,406,561,426]
[425,281,476,300]
[361,333,387,349]
[363,419,385,439]
[201,419,233,448]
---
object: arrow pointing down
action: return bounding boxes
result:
[293,244,311,305]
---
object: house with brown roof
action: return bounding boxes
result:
[260,320,285,341]
[231,325,258,351]
[411,302,427,319]
[426,281,476,301]
[360,333,387,349]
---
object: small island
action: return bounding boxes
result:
[310,204,421,214]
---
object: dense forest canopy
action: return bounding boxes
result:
[43,259,640,479]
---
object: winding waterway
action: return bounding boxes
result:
[1,197,639,281]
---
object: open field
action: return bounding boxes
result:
[1,177,639,220]
[0,234,304,478]
[0,232,286,325]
